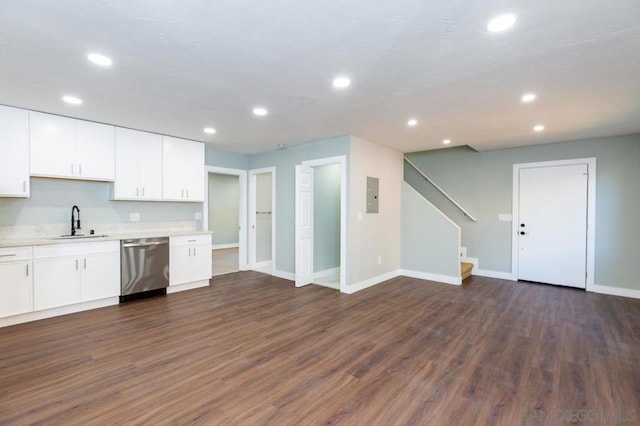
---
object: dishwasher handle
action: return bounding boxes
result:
[122,241,169,248]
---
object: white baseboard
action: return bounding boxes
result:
[212,243,239,250]
[272,269,295,281]
[343,270,402,294]
[314,267,340,279]
[167,280,209,294]
[591,284,640,300]
[401,269,461,286]
[474,269,516,281]
[0,297,119,328]
[253,260,272,269]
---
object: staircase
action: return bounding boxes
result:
[461,262,473,281]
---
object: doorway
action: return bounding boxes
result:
[295,156,347,292]
[511,158,596,290]
[248,167,276,273]
[203,166,247,275]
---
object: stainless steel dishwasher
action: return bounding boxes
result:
[120,237,169,302]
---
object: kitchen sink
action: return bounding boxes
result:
[53,234,109,240]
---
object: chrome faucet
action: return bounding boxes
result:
[71,205,81,236]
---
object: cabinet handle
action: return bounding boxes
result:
[26,263,29,277]
[136,187,139,196]
[186,189,189,198]
[75,259,79,270]
[84,258,87,269]
[23,181,26,193]
[181,189,184,198]
[0,253,17,257]
[71,163,74,175]
[79,164,82,176]
[193,247,196,256]
[188,248,191,256]
[142,187,145,196]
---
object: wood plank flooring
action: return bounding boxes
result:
[1,272,639,425]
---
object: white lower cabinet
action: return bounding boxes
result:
[169,234,212,286]
[33,241,120,311]
[0,247,33,318]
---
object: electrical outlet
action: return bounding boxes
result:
[129,212,140,222]
[194,212,203,220]
[377,256,382,265]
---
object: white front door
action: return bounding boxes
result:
[295,165,314,287]
[517,164,589,288]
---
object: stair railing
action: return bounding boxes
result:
[404,156,477,222]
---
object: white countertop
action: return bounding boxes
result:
[0,230,212,248]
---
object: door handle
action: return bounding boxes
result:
[84,258,87,269]
[520,231,528,235]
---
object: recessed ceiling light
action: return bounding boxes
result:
[442,139,451,145]
[521,93,537,103]
[253,107,268,116]
[62,95,83,105]
[203,127,216,134]
[533,124,545,132]
[487,14,517,33]
[332,76,351,89]
[87,53,113,67]
[407,119,418,127]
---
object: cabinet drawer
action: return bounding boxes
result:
[170,234,211,247]
[0,246,32,263]
[34,241,120,259]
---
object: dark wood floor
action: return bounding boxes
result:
[1,272,639,425]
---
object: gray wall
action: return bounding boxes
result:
[405,134,640,291]
[313,163,341,272]
[401,182,459,278]
[205,146,249,170]
[348,136,403,286]
[0,178,200,229]
[249,135,351,274]
[207,173,239,245]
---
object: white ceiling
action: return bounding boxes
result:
[1,0,639,154]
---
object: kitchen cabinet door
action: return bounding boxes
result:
[0,105,30,197]
[169,246,192,286]
[191,243,212,281]
[76,121,115,181]
[114,128,162,200]
[30,112,76,178]
[33,257,81,310]
[183,140,205,201]
[81,252,120,301]
[0,262,33,318]
[162,137,204,202]
[162,136,185,200]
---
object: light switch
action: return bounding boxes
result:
[130,212,140,222]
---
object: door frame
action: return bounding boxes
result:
[203,166,248,271]
[248,167,276,273]
[297,155,347,293]
[511,158,596,291]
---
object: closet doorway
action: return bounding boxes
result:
[248,167,276,274]
[203,166,247,275]
[295,156,346,291]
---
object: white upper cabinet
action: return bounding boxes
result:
[162,136,204,202]
[0,105,30,197]
[114,128,163,200]
[76,120,115,180]
[29,111,115,181]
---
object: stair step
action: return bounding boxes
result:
[461,262,473,280]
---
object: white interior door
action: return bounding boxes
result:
[295,165,313,287]
[517,164,588,288]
